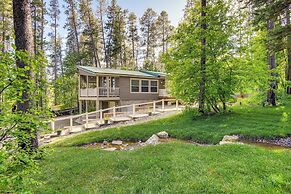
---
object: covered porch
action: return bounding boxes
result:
[79,75,120,98]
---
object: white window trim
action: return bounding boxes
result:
[130,78,159,94]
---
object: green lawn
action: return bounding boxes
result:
[53,101,291,147]
[35,144,291,193]
[33,101,291,193]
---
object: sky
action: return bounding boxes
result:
[116,0,187,26]
[53,0,187,40]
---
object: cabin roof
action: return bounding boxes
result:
[78,66,166,78]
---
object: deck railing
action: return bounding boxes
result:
[50,99,182,132]
[80,87,120,97]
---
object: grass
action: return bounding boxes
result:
[53,100,291,147]
[35,144,291,193]
[33,100,291,193]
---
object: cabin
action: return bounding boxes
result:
[77,66,169,113]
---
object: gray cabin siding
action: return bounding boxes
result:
[119,77,160,101]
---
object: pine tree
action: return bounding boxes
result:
[64,0,80,55]
[127,12,139,69]
[156,11,173,55]
[105,0,126,68]
[140,8,158,70]
[96,0,108,67]
[80,0,101,67]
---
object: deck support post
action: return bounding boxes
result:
[100,110,103,119]
[162,99,165,111]
[85,100,88,113]
[106,76,109,98]
[86,75,89,96]
[153,101,156,113]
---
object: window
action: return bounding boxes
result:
[131,79,158,93]
[141,80,149,92]
[150,81,158,93]
[131,79,140,92]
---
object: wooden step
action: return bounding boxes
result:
[128,113,149,119]
[110,116,132,122]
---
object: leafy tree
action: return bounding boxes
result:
[164,0,237,113]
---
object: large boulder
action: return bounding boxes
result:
[157,131,169,139]
[145,134,159,145]
[221,135,239,142]
[219,135,241,145]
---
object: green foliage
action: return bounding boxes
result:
[0,50,50,193]
[164,0,237,112]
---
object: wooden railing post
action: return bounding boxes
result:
[100,110,103,119]
[133,104,136,116]
[162,99,165,111]
[176,100,179,110]
[113,107,116,117]
[86,112,89,126]
[153,101,156,113]
[70,117,73,130]
[51,120,55,132]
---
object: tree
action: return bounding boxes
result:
[64,0,80,55]
[105,0,126,68]
[96,0,109,66]
[13,0,37,148]
[156,11,173,55]
[80,0,101,67]
[127,12,139,69]
[0,0,13,52]
[164,0,237,113]
[198,0,207,113]
[140,8,158,70]
[48,0,61,104]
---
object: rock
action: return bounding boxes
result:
[60,129,70,136]
[221,135,239,142]
[112,140,123,145]
[157,131,169,139]
[103,140,108,145]
[145,134,159,145]
[102,147,117,151]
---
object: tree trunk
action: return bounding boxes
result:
[198,0,207,114]
[54,12,58,105]
[267,19,276,106]
[68,0,80,55]
[99,2,108,67]
[286,5,291,94]
[13,0,38,150]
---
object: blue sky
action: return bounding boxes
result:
[116,0,187,26]
[53,0,187,38]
